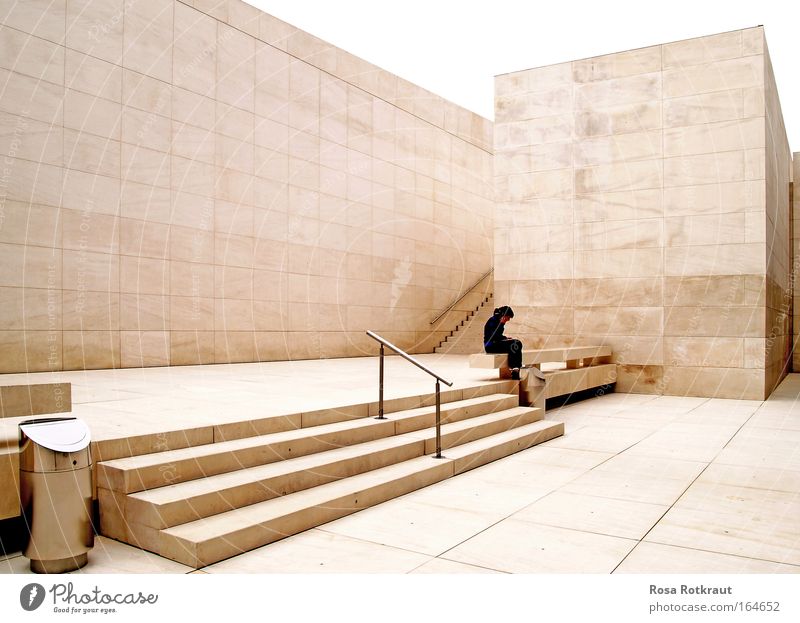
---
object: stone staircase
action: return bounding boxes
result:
[435,295,494,354]
[97,382,563,568]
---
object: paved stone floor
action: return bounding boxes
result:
[0,354,516,449]
[2,357,800,574]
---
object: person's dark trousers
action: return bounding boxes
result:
[485,339,523,369]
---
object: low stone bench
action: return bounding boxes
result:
[469,346,616,410]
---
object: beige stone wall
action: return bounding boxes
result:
[0,0,493,372]
[764,43,792,394]
[494,27,788,400]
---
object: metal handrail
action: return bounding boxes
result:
[366,331,452,385]
[366,330,453,459]
[430,267,494,325]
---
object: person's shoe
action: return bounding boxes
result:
[511,368,520,380]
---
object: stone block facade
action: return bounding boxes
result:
[0,0,494,372]
[1,7,797,401]
[494,27,793,399]
[793,153,800,372]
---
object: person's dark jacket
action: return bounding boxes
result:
[483,315,507,348]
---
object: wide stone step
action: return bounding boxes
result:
[121,435,428,530]
[97,393,520,493]
[390,393,519,434]
[155,416,560,568]
[158,457,452,568]
[406,405,541,453]
[446,418,563,474]
[117,405,540,531]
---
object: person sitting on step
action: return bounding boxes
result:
[483,305,523,380]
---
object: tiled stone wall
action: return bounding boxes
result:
[764,43,792,394]
[793,153,799,372]
[0,0,493,372]
[494,27,791,400]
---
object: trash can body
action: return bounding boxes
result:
[19,418,94,573]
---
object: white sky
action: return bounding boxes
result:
[250,0,798,152]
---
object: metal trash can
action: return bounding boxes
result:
[19,417,94,573]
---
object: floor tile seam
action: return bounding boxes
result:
[661,500,800,522]
[488,512,643,546]
[609,505,683,574]
[404,493,556,562]
[728,430,800,444]
[431,513,641,572]
[548,435,663,460]
[708,458,800,476]
[640,538,800,569]
[616,449,733,464]
[653,421,752,433]
[312,526,451,560]
[0,552,23,562]
[670,471,800,507]
[592,418,683,456]
[531,488,673,510]
[656,413,752,493]
[506,514,661,543]
[683,397,712,414]
[510,445,616,464]
[686,469,800,495]
[710,457,800,473]
[557,487,691,508]
[686,479,800,496]
[426,442,628,561]
[549,420,676,434]
[705,408,778,469]
[745,410,800,418]
[405,556,510,575]
[608,456,718,573]
[609,409,764,574]
[573,412,682,421]
[398,495,536,520]
[740,423,800,433]
[594,451,714,469]
[750,397,794,416]
[511,443,624,502]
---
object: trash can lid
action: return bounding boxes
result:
[19,418,91,452]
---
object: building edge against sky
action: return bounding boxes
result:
[494,26,793,400]
[0,3,796,400]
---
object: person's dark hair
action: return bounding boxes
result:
[493,305,514,318]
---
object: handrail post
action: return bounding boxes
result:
[376,343,386,420]
[365,331,453,455]
[434,380,442,458]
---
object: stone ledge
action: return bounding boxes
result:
[0,383,71,419]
